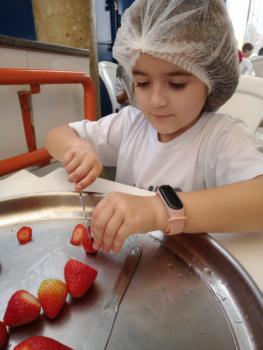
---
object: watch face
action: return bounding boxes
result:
[159,185,183,210]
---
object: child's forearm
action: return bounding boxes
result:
[45,125,92,161]
[179,176,263,233]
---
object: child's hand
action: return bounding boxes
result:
[91,193,168,253]
[63,145,103,191]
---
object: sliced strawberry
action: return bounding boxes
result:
[82,226,98,254]
[3,290,41,327]
[64,259,97,298]
[17,226,32,244]
[0,321,8,349]
[70,224,86,246]
[14,335,73,350]
[38,279,68,319]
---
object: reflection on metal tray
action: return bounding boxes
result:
[0,192,262,350]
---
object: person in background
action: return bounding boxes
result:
[115,72,129,106]
[258,47,263,56]
[242,42,254,58]
[240,42,254,75]
[238,49,243,63]
[115,64,132,107]
[45,0,263,253]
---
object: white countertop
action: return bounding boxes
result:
[0,167,262,292]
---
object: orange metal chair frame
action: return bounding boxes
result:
[0,68,96,176]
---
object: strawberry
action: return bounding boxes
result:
[3,290,41,327]
[14,335,73,350]
[70,224,85,246]
[17,226,32,244]
[64,259,97,298]
[0,321,8,349]
[82,226,98,254]
[38,279,68,319]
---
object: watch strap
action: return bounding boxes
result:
[157,189,187,235]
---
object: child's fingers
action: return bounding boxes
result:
[63,149,75,167]
[68,160,91,182]
[100,212,124,252]
[92,204,114,250]
[112,225,128,253]
[74,168,100,191]
[66,154,86,175]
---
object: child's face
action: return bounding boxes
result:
[132,54,208,142]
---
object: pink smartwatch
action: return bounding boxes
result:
[157,185,187,235]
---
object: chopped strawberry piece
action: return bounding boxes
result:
[38,279,68,319]
[14,335,73,350]
[70,224,86,245]
[3,290,41,327]
[82,226,98,254]
[64,259,97,298]
[17,226,32,244]
[0,321,8,349]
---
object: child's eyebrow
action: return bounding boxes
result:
[132,69,147,76]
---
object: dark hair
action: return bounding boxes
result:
[258,47,263,56]
[242,42,254,53]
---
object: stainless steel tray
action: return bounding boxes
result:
[0,192,262,350]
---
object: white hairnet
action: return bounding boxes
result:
[113,0,239,111]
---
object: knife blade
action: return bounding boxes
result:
[82,245,142,350]
[79,191,91,226]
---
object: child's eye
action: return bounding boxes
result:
[169,82,186,89]
[135,81,149,88]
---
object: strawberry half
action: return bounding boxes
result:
[0,321,8,349]
[14,335,73,350]
[3,290,41,327]
[70,224,85,246]
[38,279,68,319]
[82,226,98,254]
[64,259,97,298]
[17,226,32,244]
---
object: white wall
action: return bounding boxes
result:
[226,0,250,48]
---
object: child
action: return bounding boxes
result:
[45,0,263,254]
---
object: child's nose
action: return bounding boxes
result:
[149,86,168,108]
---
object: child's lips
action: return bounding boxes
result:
[151,114,173,121]
[155,115,170,117]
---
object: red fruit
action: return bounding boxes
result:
[3,290,41,327]
[0,321,8,349]
[64,259,97,298]
[38,279,68,319]
[14,335,73,350]
[17,226,32,244]
[82,226,98,254]
[70,224,85,246]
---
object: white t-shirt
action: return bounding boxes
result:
[239,58,254,76]
[69,106,263,192]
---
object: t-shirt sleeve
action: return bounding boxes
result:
[205,118,263,187]
[68,108,128,166]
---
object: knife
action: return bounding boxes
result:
[79,191,91,226]
[82,245,142,350]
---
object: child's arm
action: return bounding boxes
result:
[45,125,103,191]
[91,176,263,253]
[181,175,263,233]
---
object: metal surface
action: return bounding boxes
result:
[83,246,142,350]
[0,192,262,350]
